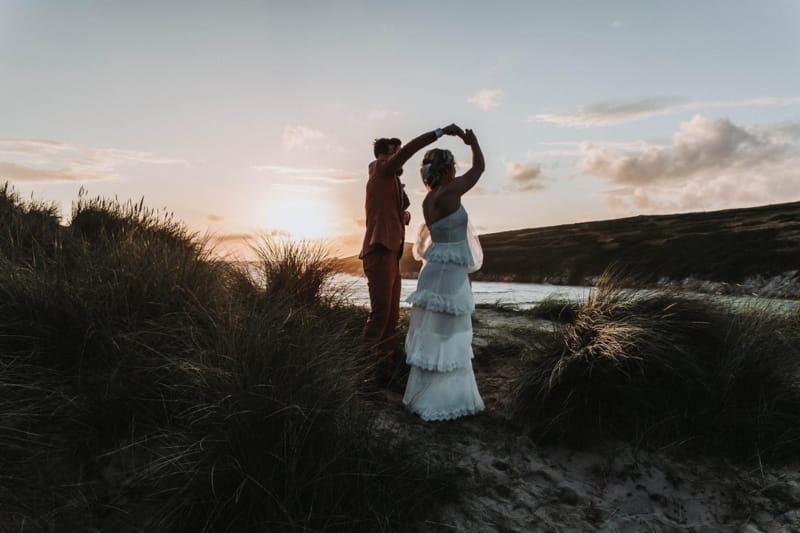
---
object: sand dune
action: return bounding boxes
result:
[375,309,800,532]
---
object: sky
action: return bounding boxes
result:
[2,0,799,258]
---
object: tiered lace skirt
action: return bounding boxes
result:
[403,257,484,421]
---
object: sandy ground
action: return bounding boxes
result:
[375,309,800,533]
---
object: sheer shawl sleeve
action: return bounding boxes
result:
[466,220,483,273]
[412,223,432,262]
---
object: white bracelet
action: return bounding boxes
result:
[434,128,444,138]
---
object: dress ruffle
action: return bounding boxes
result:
[406,404,485,422]
[406,288,474,315]
[402,362,485,421]
[423,241,474,266]
[405,328,474,371]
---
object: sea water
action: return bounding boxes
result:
[329,274,799,312]
[330,274,591,309]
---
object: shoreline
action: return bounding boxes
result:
[336,270,800,302]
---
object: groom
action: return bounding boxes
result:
[360,124,463,384]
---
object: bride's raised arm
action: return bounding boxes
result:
[448,129,484,197]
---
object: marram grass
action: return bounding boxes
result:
[512,272,800,462]
[0,184,450,532]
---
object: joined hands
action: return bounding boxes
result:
[440,124,477,146]
[441,123,464,137]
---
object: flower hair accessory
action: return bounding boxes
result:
[421,163,432,181]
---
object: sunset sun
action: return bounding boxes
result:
[259,194,336,241]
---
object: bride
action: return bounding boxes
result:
[403,128,485,421]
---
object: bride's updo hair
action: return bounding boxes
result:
[420,149,455,190]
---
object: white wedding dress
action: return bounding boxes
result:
[403,205,484,421]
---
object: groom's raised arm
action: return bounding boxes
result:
[377,124,463,177]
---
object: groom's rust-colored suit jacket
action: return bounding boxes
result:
[360,130,441,259]
[359,160,409,258]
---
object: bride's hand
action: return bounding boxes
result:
[463,128,477,146]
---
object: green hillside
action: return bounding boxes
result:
[336,202,800,285]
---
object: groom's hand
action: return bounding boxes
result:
[442,123,464,137]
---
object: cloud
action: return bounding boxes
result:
[282,125,325,151]
[754,121,800,143]
[212,232,257,243]
[260,229,293,239]
[0,161,72,182]
[0,138,187,183]
[207,214,225,222]
[468,185,500,197]
[532,95,800,127]
[506,162,545,191]
[212,229,291,243]
[254,165,358,183]
[533,97,688,127]
[722,96,800,107]
[582,115,786,185]
[580,115,800,213]
[531,140,662,160]
[446,164,547,197]
[468,89,503,111]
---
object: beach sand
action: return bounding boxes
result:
[375,309,800,532]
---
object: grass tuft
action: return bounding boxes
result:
[511,271,800,462]
[250,238,338,307]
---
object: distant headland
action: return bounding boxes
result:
[335,201,800,297]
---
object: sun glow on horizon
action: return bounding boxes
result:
[258,194,338,241]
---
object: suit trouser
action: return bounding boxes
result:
[362,245,402,365]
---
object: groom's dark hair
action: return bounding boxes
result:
[373,137,401,158]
